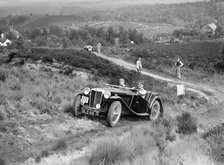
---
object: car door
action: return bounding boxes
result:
[130,95,148,114]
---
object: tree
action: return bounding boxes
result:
[30,29,41,39]
[78,29,91,41]
[118,26,129,45]
[107,27,116,45]
[68,29,79,41]
[96,27,107,40]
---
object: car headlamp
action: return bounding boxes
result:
[84,87,90,95]
[96,104,100,109]
[103,91,111,99]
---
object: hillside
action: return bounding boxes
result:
[0,48,223,165]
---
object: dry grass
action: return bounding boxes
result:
[88,118,175,165]
[52,139,68,151]
[203,125,224,163]
[161,135,213,165]
[0,64,106,163]
[176,112,197,135]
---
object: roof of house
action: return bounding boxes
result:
[0,38,7,43]
[9,27,20,38]
[202,23,217,31]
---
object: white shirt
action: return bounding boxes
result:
[136,60,142,69]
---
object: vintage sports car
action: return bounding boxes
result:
[72,84,163,127]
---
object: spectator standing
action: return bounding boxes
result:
[96,43,101,53]
[136,57,142,74]
[175,58,183,79]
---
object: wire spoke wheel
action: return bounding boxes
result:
[72,95,81,116]
[150,100,161,121]
[107,101,122,127]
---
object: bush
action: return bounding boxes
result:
[0,71,7,82]
[176,112,197,135]
[52,139,67,151]
[0,158,7,165]
[202,125,224,163]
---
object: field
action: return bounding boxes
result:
[20,16,182,39]
[79,21,183,38]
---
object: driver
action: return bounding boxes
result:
[119,78,126,87]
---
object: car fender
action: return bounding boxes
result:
[108,96,132,114]
[109,96,126,105]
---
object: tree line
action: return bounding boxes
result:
[22,25,145,48]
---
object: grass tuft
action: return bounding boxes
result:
[176,112,197,135]
[52,139,68,151]
[202,125,224,163]
[0,70,7,82]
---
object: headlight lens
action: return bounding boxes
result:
[104,91,111,99]
[96,104,100,109]
[84,87,90,95]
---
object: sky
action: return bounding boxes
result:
[0,0,205,6]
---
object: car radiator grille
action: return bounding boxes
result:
[89,90,103,108]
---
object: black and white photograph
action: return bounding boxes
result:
[0,0,224,164]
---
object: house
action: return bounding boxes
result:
[202,23,217,35]
[1,26,20,39]
[0,38,12,46]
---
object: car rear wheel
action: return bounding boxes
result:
[72,95,81,116]
[150,100,161,121]
[107,101,122,127]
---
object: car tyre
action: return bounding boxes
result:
[150,99,161,121]
[107,101,122,127]
[72,95,81,117]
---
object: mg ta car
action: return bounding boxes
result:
[72,84,163,127]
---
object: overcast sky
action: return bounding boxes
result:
[0,0,205,6]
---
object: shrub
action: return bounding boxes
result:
[0,158,7,165]
[202,125,224,163]
[0,105,7,121]
[176,112,197,135]
[0,71,7,82]
[52,139,67,151]
[40,150,50,158]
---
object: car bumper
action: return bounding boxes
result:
[81,106,100,116]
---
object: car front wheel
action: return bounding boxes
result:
[107,101,122,127]
[72,95,81,116]
[150,100,161,121]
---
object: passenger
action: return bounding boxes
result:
[137,81,147,97]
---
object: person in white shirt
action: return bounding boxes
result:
[136,57,142,74]
[175,58,183,79]
[137,81,147,98]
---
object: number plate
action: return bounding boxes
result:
[81,96,89,104]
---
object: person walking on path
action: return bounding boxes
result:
[175,58,183,79]
[136,57,142,74]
